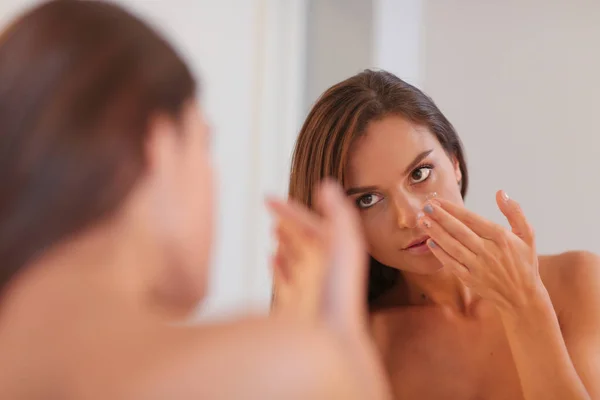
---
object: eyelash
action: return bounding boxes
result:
[410,163,434,184]
[355,163,435,210]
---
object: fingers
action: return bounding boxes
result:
[319,180,366,263]
[495,190,535,247]
[267,179,368,330]
[272,222,303,284]
[272,218,326,277]
[418,210,477,268]
[271,242,288,283]
[266,197,321,238]
[314,180,368,327]
[420,201,484,255]
[434,197,503,240]
[427,239,471,285]
[268,198,326,283]
[315,180,365,256]
[270,219,326,320]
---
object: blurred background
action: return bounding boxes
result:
[1,0,599,319]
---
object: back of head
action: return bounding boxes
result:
[288,69,468,303]
[0,0,196,292]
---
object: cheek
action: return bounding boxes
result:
[436,174,464,204]
[427,166,463,204]
[176,155,214,300]
[169,150,213,249]
[186,154,214,255]
[359,212,395,253]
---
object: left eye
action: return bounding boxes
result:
[410,166,432,184]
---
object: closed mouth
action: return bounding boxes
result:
[404,236,429,250]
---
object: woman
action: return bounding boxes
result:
[0,2,389,399]
[274,70,600,399]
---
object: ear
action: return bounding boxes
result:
[451,155,462,185]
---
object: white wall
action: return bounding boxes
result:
[123,0,264,319]
[305,0,373,109]
[373,0,423,87]
[360,0,600,256]
[0,0,307,319]
[103,0,308,318]
[421,0,600,255]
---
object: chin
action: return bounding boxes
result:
[392,256,444,275]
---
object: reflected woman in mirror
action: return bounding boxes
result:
[273,69,600,399]
[0,2,389,399]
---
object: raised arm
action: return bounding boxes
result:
[267,181,391,399]
[419,192,599,400]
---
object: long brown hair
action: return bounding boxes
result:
[0,1,196,291]
[288,70,468,303]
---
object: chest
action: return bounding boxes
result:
[371,309,524,400]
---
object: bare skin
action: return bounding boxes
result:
[0,104,390,400]
[275,115,600,399]
[0,267,358,400]
[0,264,359,400]
[347,116,600,400]
[369,252,600,399]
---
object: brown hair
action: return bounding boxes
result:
[288,70,468,303]
[0,1,196,291]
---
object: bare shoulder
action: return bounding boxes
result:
[124,317,359,400]
[539,250,600,296]
[538,250,600,324]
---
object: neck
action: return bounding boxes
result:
[401,267,477,314]
[7,209,176,323]
[43,220,158,311]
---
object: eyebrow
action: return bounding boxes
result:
[345,149,434,196]
[403,149,433,175]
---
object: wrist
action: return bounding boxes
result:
[499,281,556,328]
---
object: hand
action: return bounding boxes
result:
[267,180,368,330]
[269,201,326,321]
[417,190,547,316]
[268,181,392,400]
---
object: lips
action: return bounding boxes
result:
[404,236,430,250]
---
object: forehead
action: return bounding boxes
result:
[344,115,443,186]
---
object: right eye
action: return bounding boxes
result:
[356,193,383,209]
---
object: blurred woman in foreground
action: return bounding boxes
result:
[0,1,389,399]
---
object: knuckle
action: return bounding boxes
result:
[512,201,524,214]
[493,227,508,243]
[463,214,476,227]
[525,223,535,239]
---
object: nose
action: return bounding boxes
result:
[391,192,422,229]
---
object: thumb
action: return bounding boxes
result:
[315,179,368,328]
[495,190,535,247]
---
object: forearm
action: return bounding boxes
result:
[501,286,590,400]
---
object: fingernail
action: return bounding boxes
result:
[428,240,436,248]
[501,191,509,202]
[423,204,434,214]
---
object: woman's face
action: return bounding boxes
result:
[344,115,463,274]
